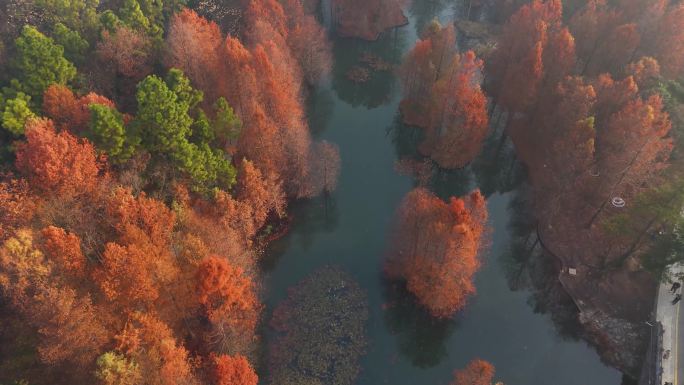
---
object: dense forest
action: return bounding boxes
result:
[0,0,682,383]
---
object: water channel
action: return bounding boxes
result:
[260,1,625,383]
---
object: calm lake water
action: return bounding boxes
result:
[259,1,624,384]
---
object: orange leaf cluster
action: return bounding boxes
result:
[166,8,338,198]
[450,359,496,385]
[212,354,258,385]
[43,84,115,133]
[15,118,102,197]
[400,23,489,168]
[387,188,488,317]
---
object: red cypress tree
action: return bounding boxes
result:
[43,85,115,133]
[387,188,488,317]
[486,0,570,113]
[212,354,258,385]
[15,118,101,197]
[450,359,496,385]
[649,4,684,78]
[196,256,260,345]
[40,226,87,278]
[427,51,489,169]
[97,26,153,81]
[166,9,224,101]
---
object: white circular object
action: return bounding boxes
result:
[611,197,626,208]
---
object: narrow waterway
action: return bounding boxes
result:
[260,1,625,384]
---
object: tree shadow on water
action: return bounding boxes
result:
[259,195,340,272]
[387,113,425,161]
[498,189,586,341]
[382,278,460,368]
[470,130,527,198]
[428,166,474,201]
[307,87,335,136]
[408,0,454,35]
[330,30,408,109]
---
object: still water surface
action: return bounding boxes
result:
[261,2,624,384]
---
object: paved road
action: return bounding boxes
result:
[657,264,684,385]
[679,291,684,385]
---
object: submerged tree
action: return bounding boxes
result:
[268,266,368,385]
[449,359,497,385]
[399,21,489,168]
[386,188,488,317]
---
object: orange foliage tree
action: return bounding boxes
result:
[43,84,115,133]
[399,22,489,168]
[386,188,488,317]
[15,118,102,197]
[244,0,332,85]
[40,226,86,278]
[93,187,179,309]
[399,22,457,127]
[235,159,286,231]
[0,179,36,242]
[165,8,224,102]
[587,94,673,225]
[97,26,154,81]
[2,110,266,383]
[113,313,198,385]
[0,229,108,372]
[212,354,258,385]
[450,359,497,385]
[196,255,260,354]
[427,51,489,168]
[284,5,332,85]
[485,0,574,114]
[644,4,684,78]
[166,9,339,198]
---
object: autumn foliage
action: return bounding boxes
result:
[166,8,338,198]
[196,255,259,336]
[43,84,116,133]
[15,118,102,197]
[450,359,497,385]
[96,26,154,81]
[486,0,676,273]
[212,354,259,385]
[400,22,489,168]
[481,1,681,363]
[1,121,266,383]
[386,188,488,317]
[4,0,682,381]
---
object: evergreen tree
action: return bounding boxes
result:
[133,71,236,190]
[10,26,77,103]
[52,23,89,65]
[89,104,139,163]
[1,93,35,136]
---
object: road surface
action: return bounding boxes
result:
[657,264,684,385]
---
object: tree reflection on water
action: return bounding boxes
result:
[382,278,460,368]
